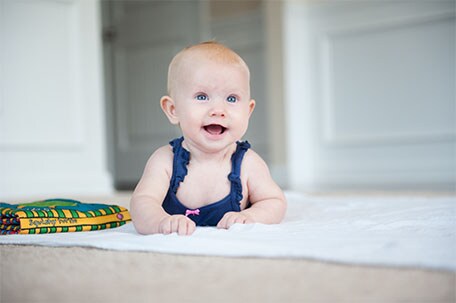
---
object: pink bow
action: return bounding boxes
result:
[185,209,200,217]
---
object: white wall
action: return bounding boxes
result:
[284,0,455,192]
[2,0,453,198]
[0,0,112,199]
[264,1,287,187]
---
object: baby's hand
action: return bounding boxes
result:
[158,215,196,236]
[217,212,254,229]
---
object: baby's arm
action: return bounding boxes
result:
[130,146,196,236]
[217,151,287,229]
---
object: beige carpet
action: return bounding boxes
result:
[1,244,454,303]
[2,192,455,302]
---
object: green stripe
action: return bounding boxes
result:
[61,227,68,233]
[24,210,34,218]
[56,209,65,217]
[46,210,54,217]
[112,206,121,213]
[104,207,113,215]
[50,227,56,233]
[29,229,35,234]
[40,227,47,234]
[70,210,79,218]
[75,226,82,232]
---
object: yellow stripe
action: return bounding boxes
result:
[19,211,131,229]
[75,211,87,218]
[13,211,27,218]
[61,209,73,217]
[19,221,127,234]
[63,206,129,218]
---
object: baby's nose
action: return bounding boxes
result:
[209,101,227,117]
[210,109,226,118]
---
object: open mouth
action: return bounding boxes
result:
[203,124,227,135]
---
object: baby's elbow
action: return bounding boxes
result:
[131,214,147,235]
[275,194,287,223]
[132,220,145,235]
[132,220,155,235]
[130,206,150,235]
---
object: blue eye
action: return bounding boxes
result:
[196,94,208,101]
[227,95,237,103]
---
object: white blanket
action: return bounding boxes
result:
[1,192,455,271]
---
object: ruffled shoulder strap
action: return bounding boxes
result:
[228,141,251,203]
[169,137,190,193]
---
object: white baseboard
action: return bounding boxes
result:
[290,169,456,193]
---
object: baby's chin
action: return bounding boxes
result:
[189,133,238,153]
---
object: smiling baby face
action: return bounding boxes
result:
[161,42,255,153]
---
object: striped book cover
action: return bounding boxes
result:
[1,199,131,235]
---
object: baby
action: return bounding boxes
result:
[130,41,286,235]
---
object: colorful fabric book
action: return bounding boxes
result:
[0,198,131,235]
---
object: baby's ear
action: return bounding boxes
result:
[248,99,256,116]
[160,95,179,125]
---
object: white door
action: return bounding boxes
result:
[1,0,112,198]
[103,1,205,188]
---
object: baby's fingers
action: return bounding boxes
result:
[216,213,229,229]
[159,215,194,235]
[159,216,173,234]
[177,217,196,236]
[217,212,238,229]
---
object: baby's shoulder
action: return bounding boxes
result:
[154,144,173,157]
[242,149,270,174]
[144,145,173,170]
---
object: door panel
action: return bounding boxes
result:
[284,1,455,191]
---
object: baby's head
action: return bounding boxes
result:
[167,41,251,98]
[161,41,255,151]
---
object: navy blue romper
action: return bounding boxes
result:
[162,137,251,226]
